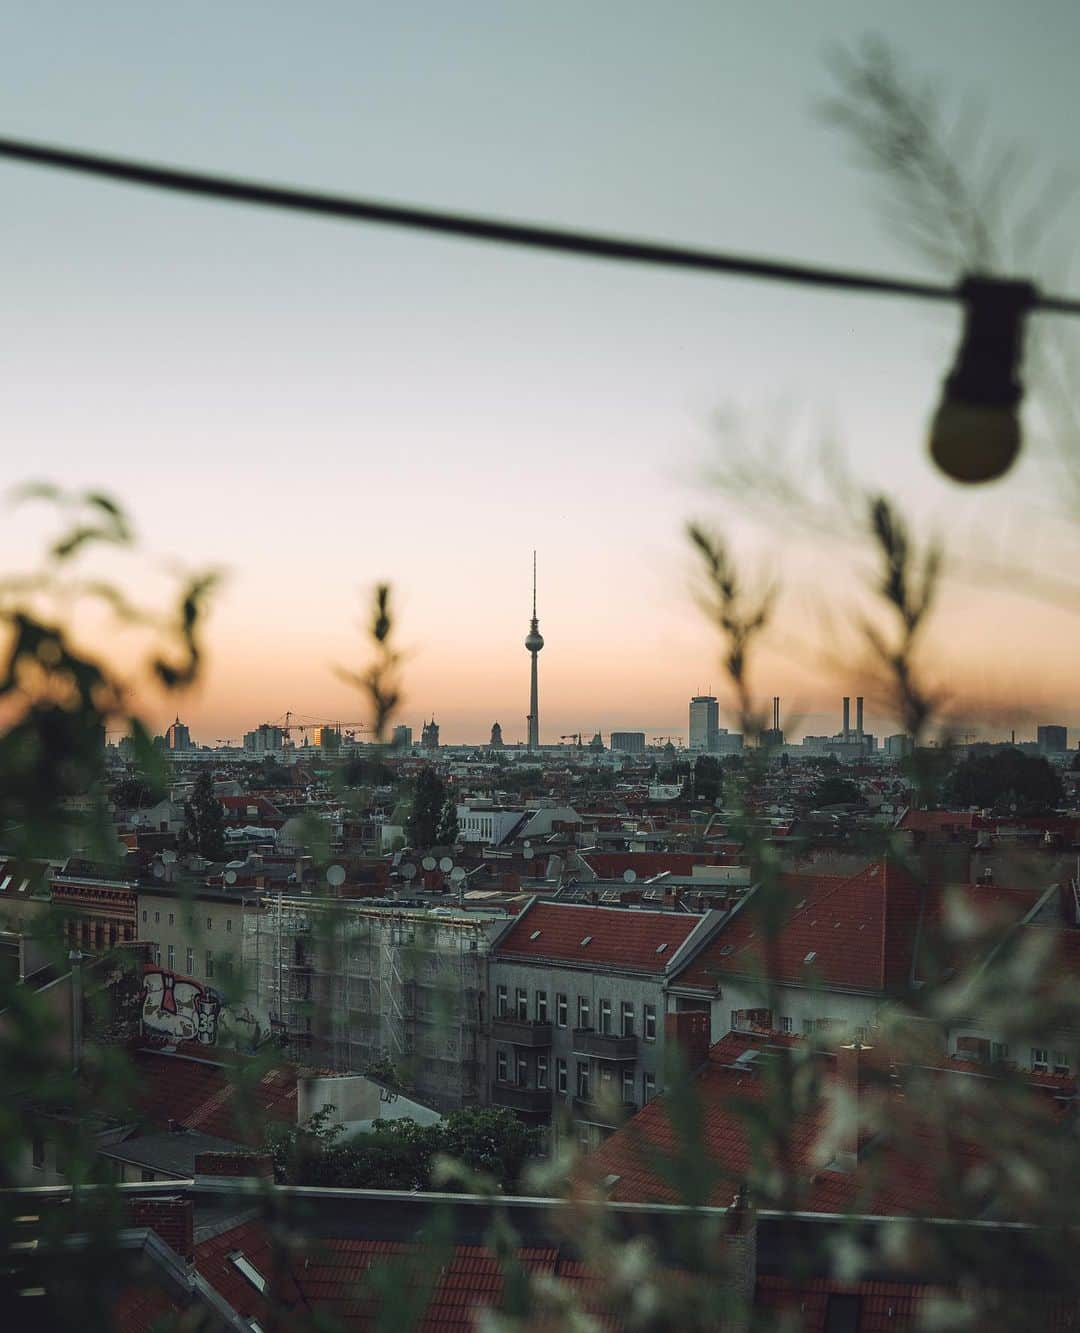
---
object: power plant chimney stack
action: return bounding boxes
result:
[842,696,851,742]
[856,696,864,739]
[773,696,780,732]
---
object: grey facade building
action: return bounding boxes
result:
[486,901,723,1151]
[689,695,719,751]
[1037,725,1068,754]
[609,732,646,755]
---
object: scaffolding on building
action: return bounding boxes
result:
[243,897,492,1111]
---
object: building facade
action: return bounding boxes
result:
[486,901,722,1150]
[609,732,646,756]
[688,696,720,752]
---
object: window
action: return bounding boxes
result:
[154,911,160,925]
[577,1061,591,1099]
[1054,1050,1070,1075]
[803,1019,815,1037]
[227,1252,268,1295]
[643,1073,656,1103]
[168,913,174,927]
[537,1054,549,1089]
[578,996,591,1030]
[1032,1047,1049,1071]
[991,1041,1009,1063]
[496,984,508,1018]
[206,917,212,931]
[516,1053,528,1086]
[621,1067,635,1103]
[206,950,215,979]
[556,1058,567,1094]
[599,999,612,1035]
[186,947,194,975]
[644,1004,657,1041]
[621,1001,635,1037]
[497,1049,509,1082]
[226,918,233,933]
[167,944,175,970]
[516,987,528,1021]
[854,1026,869,1044]
[780,1016,792,1034]
[535,990,548,1023]
[141,910,147,924]
[153,946,161,965]
[556,993,568,1027]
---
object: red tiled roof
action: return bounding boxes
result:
[673,862,924,994]
[586,1031,1067,1219]
[492,901,703,972]
[111,1281,182,1333]
[582,852,726,879]
[132,1049,297,1144]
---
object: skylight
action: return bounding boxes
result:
[580,936,593,947]
[228,1252,267,1294]
[656,942,669,954]
[803,951,817,964]
[529,930,542,941]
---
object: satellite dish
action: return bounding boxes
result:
[152,862,165,879]
[422,856,437,871]
[438,856,453,873]
[326,864,346,887]
[400,864,417,881]
[522,841,532,857]
[623,869,637,884]
[450,866,466,884]
[224,869,238,885]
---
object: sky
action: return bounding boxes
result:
[3,2,1080,746]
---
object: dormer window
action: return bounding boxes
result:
[228,1252,267,1294]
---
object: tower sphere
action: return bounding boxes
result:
[525,627,544,653]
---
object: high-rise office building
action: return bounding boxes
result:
[689,695,720,751]
[391,724,413,750]
[610,731,646,755]
[1037,725,1068,753]
[165,717,192,751]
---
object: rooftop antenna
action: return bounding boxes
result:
[532,549,537,619]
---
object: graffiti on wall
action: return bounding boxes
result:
[141,964,265,1050]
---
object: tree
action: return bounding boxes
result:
[178,768,227,860]
[693,755,723,803]
[406,767,445,850]
[811,776,861,807]
[946,748,1063,815]
[110,777,155,808]
[436,795,459,846]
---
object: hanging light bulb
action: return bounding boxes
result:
[929,276,1036,484]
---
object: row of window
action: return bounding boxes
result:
[496,1050,657,1104]
[495,986,658,1039]
[152,944,231,980]
[64,920,135,949]
[141,908,233,932]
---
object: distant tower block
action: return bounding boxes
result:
[524,552,544,750]
[489,721,505,748]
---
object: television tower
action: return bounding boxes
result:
[524,552,544,749]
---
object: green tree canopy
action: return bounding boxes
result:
[811,776,862,807]
[946,748,1063,815]
[436,795,460,846]
[406,767,445,850]
[693,755,723,803]
[179,768,227,861]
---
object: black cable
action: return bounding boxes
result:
[2,134,1079,316]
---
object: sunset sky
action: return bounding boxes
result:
[4,3,1080,745]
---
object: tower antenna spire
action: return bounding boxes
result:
[532,550,537,619]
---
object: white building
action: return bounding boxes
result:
[689,696,719,751]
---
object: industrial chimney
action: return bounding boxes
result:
[856,696,864,739]
[842,697,851,742]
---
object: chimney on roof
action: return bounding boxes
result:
[842,697,851,742]
[128,1195,194,1263]
[831,1042,869,1174]
[664,1011,710,1072]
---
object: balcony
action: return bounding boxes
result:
[491,1017,553,1047]
[572,1096,638,1128]
[572,1028,639,1060]
[491,1082,553,1116]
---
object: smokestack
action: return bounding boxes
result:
[856,696,864,738]
[842,697,850,742]
[773,696,780,732]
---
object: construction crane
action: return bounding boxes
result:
[560,733,584,747]
[651,736,683,748]
[276,712,375,746]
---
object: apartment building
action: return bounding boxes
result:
[486,900,722,1151]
